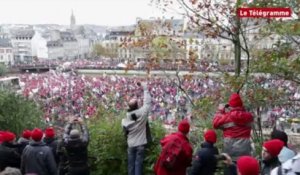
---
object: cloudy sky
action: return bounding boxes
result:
[0,0,182,26]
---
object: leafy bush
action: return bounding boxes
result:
[0,90,43,134]
[0,64,7,76]
[88,105,166,175]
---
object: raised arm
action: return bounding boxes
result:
[141,82,151,111]
[63,123,73,142]
[80,123,89,144]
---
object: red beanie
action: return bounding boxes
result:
[237,156,260,175]
[22,130,32,139]
[0,131,5,143]
[228,93,243,107]
[3,131,16,142]
[204,130,217,143]
[178,120,190,134]
[45,127,55,138]
[263,139,284,157]
[31,128,43,142]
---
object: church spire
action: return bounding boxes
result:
[70,9,76,29]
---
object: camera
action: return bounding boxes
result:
[215,155,227,161]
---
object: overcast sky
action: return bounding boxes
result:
[0,0,181,26]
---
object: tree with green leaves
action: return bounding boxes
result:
[92,44,118,59]
[0,90,43,134]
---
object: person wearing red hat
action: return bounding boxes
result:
[154,120,193,175]
[189,129,219,175]
[21,128,57,175]
[0,131,21,171]
[17,129,31,155]
[261,139,284,175]
[0,131,5,144]
[213,93,253,161]
[43,127,59,164]
[222,154,260,175]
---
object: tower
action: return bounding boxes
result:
[70,10,76,29]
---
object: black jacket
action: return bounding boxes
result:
[43,137,59,164]
[0,142,21,171]
[21,141,57,175]
[261,157,281,175]
[63,123,89,167]
[17,137,30,155]
[189,142,219,175]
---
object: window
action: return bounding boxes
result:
[0,55,3,60]
[0,49,4,53]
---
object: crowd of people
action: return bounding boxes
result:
[1,66,300,174]
[18,68,300,128]
[1,59,300,174]
[0,117,89,175]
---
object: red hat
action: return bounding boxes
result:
[3,131,16,142]
[204,130,217,143]
[0,131,5,143]
[178,120,190,134]
[263,139,284,157]
[45,127,55,138]
[22,130,32,139]
[237,156,260,175]
[31,128,43,142]
[228,93,243,107]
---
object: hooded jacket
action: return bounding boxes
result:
[154,132,193,175]
[213,94,253,160]
[121,83,152,147]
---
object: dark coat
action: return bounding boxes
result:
[43,137,59,164]
[189,142,219,175]
[21,141,57,175]
[261,157,281,175]
[63,123,89,175]
[17,137,30,155]
[0,142,21,171]
[57,139,69,175]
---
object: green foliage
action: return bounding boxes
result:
[251,41,300,84]
[0,90,43,134]
[88,105,166,175]
[92,44,118,59]
[0,64,7,76]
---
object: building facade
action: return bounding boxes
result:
[0,38,13,65]
[11,30,35,63]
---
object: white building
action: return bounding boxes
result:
[47,41,64,60]
[0,38,13,65]
[60,31,79,59]
[102,26,136,60]
[11,30,35,63]
[73,27,90,59]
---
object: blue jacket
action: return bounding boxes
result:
[189,142,219,175]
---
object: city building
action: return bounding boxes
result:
[11,30,35,63]
[0,38,13,65]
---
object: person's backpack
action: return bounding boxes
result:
[160,137,183,170]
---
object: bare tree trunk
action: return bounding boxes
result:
[234,16,242,77]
